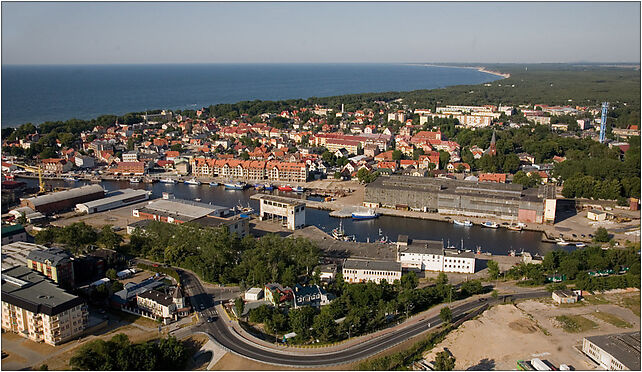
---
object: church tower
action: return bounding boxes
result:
[488,130,497,156]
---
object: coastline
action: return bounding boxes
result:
[416,63,511,79]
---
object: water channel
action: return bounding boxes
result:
[18,177,564,256]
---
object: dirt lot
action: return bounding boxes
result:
[422,291,640,371]
[50,199,150,229]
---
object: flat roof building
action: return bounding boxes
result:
[342,258,402,284]
[1,224,28,245]
[396,235,476,274]
[26,247,75,288]
[132,198,229,224]
[255,195,306,230]
[2,266,87,345]
[21,185,105,215]
[583,331,640,370]
[365,176,551,223]
[76,189,150,214]
[1,242,47,270]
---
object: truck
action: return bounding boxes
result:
[530,358,552,371]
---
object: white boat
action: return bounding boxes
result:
[130,177,141,183]
[507,223,523,231]
[453,220,473,227]
[481,221,499,229]
[224,181,246,190]
[331,221,351,241]
[185,178,201,185]
[64,176,78,182]
[556,238,571,246]
[352,209,380,220]
[160,178,176,184]
[575,243,586,248]
[209,182,218,187]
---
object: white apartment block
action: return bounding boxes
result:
[396,235,476,274]
[2,266,87,345]
[136,289,177,320]
[342,259,402,284]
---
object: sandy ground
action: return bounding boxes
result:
[422,291,640,371]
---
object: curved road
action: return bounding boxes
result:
[177,267,549,367]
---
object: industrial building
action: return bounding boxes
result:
[21,184,105,215]
[190,215,250,238]
[1,224,28,245]
[342,258,402,284]
[365,176,555,223]
[132,198,229,224]
[75,189,150,214]
[396,235,476,274]
[1,266,88,345]
[255,195,306,230]
[582,331,640,370]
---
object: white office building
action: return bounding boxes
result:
[396,235,476,274]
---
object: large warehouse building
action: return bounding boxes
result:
[364,176,554,223]
[75,189,150,214]
[132,198,230,223]
[21,185,105,215]
[582,331,640,370]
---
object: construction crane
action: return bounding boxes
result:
[37,166,46,194]
[600,102,609,143]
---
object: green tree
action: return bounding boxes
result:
[434,350,456,371]
[439,307,452,324]
[392,150,403,161]
[234,297,245,318]
[487,260,500,280]
[111,280,124,293]
[594,227,610,243]
[401,271,418,291]
[106,268,118,280]
[99,225,123,250]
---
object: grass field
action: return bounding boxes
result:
[555,315,598,333]
[621,295,641,316]
[592,312,632,328]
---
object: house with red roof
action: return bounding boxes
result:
[446,162,470,173]
[478,173,507,183]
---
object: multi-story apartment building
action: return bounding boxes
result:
[26,248,75,288]
[266,161,308,183]
[41,158,73,173]
[190,158,308,183]
[2,266,87,345]
[342,259,402,284]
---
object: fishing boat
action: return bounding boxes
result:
[130,177,141,183]
[331,221,349,241]
[160,178,176,184]
[293,186,304,193]
[185,178,201,185]
[555,238,571,246]
[278,185,293,192]
[453,220,473,227]
[264,184,274,191]
[476,246,482,255]
[352,209,380,220]
[481,221,499,229]
[195,198,201,202]
[507,223,523,231]
[237,202,254,215]
[575,243,587,248]
[209,182,218,187]
[224,181,246,190]
[254,184,264,190]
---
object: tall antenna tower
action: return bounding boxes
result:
[600,102,609,143]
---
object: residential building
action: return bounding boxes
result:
[256,195,305,230]
[342,258,402,284]
[122,151,138,162]
[112,161,146,175]
[190,215,250,238]
[396,235,476,274]
[264,283,293,306]
[292,284,333,308]
[41,158,73,173]
[2,242,47,270]
[582,332,640,371]
[74,155,95,169]
[26,248,75,287]
[136,289,177,322]
[1,266,87,345]
[1,224,28,245]
[478,173,507,183]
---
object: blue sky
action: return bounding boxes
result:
[2,2,640,64]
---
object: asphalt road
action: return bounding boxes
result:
[176,267,549,367]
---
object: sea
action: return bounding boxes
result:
[1,63,501,127]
